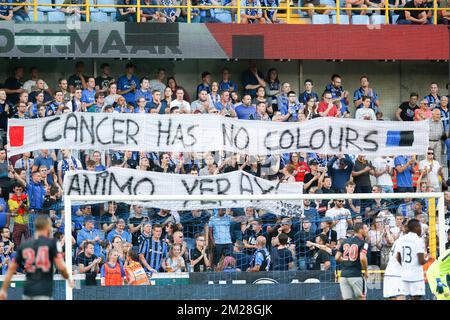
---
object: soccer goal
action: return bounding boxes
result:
[61,192,447,301]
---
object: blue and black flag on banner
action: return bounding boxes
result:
[386,130,415,147]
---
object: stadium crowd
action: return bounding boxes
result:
[0,60,449,286]
[1,0,450,24]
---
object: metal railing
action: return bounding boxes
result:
[0,0,448,24]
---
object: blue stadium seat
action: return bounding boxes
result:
[90,11,109,22]
[351,15,369,24]
[27,11,46,22]
[110,12,117,21]
[392,14,399,24]
[332,14,349,24]
[312,14,330,24]
[37,0,56,12]
[47,11,66,22]
[97,0,116,14]
[371,14,386,25]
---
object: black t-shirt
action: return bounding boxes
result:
[4,76,23,105]
[68,74,88,90]
[128,216,146,246]
[303,173,318,193]
[312,249,330,270]
[243,229,264,256]
[295,229,318,259]
[352,160,372,188]
[399,0,426,19]
[338,235,369,278]
[150,212,171,225]
[76,252,98,286]
[189,247,206,272]
[321,228,338,245]
[398,101,418,121]
[14,236,59,297]
[271,247,293,271]
[95,76,113,91]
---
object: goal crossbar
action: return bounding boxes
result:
[63,192,446,300]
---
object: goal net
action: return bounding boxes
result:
[52,191,446,301]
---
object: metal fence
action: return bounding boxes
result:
[1,0,448,24]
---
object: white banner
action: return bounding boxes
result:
[63,168,303,215]
[7,113,429,156]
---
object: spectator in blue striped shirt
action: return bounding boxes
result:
[353,76,380,113]
[324,74,349,116]
[438,95,450,132]
[424,82,441,108]
[0,0,13,21]
[139,224,168,273]
[240,0,265,23]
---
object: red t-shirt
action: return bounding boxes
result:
[294,162,310,182]
[317,102,338,117]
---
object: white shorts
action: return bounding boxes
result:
[383,276,404,298]
[402,280,425,297]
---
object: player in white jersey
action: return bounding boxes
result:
[383,222,407,300]
[395,219,428,300]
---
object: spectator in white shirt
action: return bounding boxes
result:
[355,96,376,120]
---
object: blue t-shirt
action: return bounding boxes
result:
[208,214,232,244]
[117,74,140,104]
[234,104,256,120]
[81,88,96,105]
[135,88,152,104]
[394,156,413,188]
[219,80,238,93]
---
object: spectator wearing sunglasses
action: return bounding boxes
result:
[325,199,352,241]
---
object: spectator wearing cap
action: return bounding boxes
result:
[77,217,104,257]
[303,159,326,194]
[295,219,318,270]
[267,218,296,254]
[107,218,132,246]
[117,62,140,105]
[327,154,353,192]
[242,218,265,256]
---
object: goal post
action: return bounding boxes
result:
[63,192,447,301]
